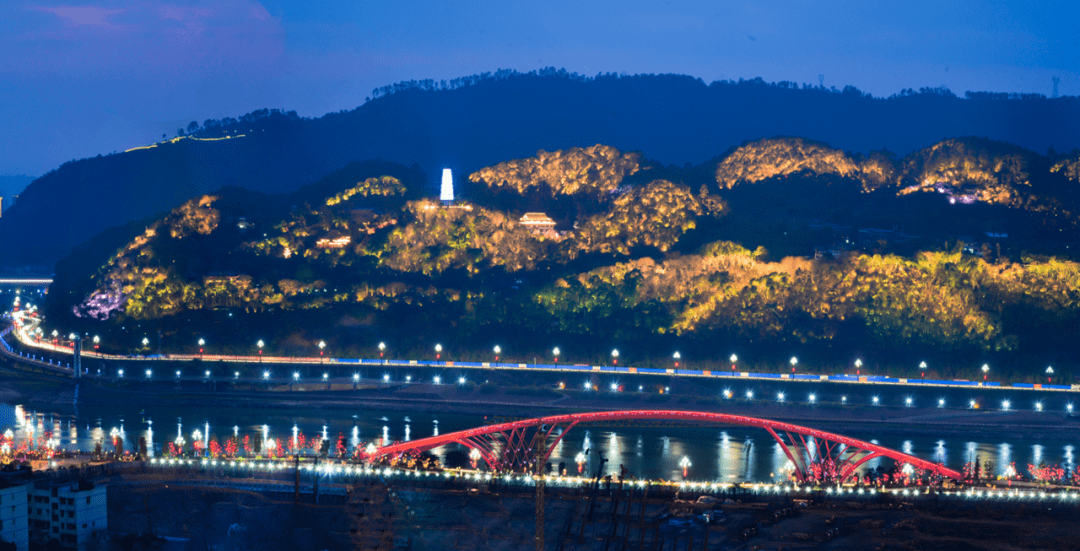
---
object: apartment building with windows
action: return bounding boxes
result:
[0,479,29,551]
[26,479,107,549]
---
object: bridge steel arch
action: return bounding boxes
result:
[367,410,962,483]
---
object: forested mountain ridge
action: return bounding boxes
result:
[43,139,1080,369]
[4,69,1080,266]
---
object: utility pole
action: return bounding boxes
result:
[535,426,546,551]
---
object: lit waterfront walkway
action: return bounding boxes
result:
[130,457,1080,506]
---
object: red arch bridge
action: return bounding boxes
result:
[366,410,962,483]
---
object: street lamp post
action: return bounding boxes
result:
[729,354,737,372]
[493,345,501,362]
[378,342,386,358]
[92,335,100,351]
[854,358,862,376]
[317,340,326,363]
[673,351,680,368]
[981,363,989,382]
[257,340,264,361]
[611,349,619,366]
[790,356,798,374]
[552,347,560,364]
[680,455,691,478]
[1046,366,1054,384]
[198,338,205,358]
[919,361,927,379]
[434,343,442,360]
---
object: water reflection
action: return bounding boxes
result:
[933,440,947,464]
[996,443,1011,477]
[1,402,1076,482]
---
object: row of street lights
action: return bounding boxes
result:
[25,324,1067,384]
[718,387,1076,413]
[88,361,1080,414]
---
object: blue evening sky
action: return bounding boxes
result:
[1,0,1077,177]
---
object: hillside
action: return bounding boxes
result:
[41,139,1080,374]
[4,69,1080,266]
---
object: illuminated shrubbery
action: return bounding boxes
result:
[469,144,641,196]
[1051,157,1080,182]
[379,201,544,274]
[898,138,1033,205]
[715,138,865,188]
[532,246,1080,350]
[570,179,723,256]
[66,142,1080,356]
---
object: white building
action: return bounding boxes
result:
[0,480,29,551]
[440,168,454,202]
[27,479,107,549]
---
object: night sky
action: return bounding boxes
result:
[1,0,1077,179]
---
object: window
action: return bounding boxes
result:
[82,524,87,529]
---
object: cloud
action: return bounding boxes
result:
[7,1,285,76]
[33,5,126,29]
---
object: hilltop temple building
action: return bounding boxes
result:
[519,212,560,239]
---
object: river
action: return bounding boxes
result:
[2,402,1075,483]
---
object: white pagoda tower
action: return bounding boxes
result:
[440,168,454,203]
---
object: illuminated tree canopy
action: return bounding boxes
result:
[59,140,1080,358]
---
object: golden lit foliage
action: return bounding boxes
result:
[83,196,221,319]
[379,201,545,275]
[168,195,221,238]
[898,138,1032,204]
[856,150,898,191]
[1050,157,1080,182]
[76,141,1080,352]
[468,144,640,195]
[533,244,1080,349]
[325,176,406,206]
[715,138,863,189]
[248,178,401,265]
[571,180,723,255]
